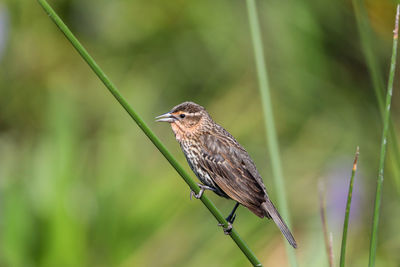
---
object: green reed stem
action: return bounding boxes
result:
[246,0,297,266]
[340,147,360,267]
[37,0,262,266]
[369,5,399,267]
[352,0,400,193]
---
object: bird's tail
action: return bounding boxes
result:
[261,200,297,248]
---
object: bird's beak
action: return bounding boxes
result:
[155,112,177,123]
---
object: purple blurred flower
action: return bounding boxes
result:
[0,4,9,62]
[324,157,364,232]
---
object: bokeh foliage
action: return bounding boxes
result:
[0,0,399,266]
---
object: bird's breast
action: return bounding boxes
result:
[180,141,216,188]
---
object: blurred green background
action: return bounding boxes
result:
[1,0,399,266]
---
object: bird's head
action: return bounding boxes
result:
[156,102,211,139]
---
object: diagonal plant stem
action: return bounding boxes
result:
[369,5,399,267]
[352,0,400,193]
[340,147,360,267]
[36,0,263,266]
[245,0,297,266]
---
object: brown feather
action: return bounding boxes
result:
[261,201,297,248]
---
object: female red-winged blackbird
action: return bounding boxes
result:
[156,101,297,248]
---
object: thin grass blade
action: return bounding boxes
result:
[352,0,400,194]
[368,5,400,267]
[339,147,360,267]
[319,181,334,267]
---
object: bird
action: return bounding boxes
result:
[156,101,297,248]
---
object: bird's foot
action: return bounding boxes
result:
[190,184,215,200]
[190,187,204,200]
[218,222,233,235]
[225,213,236,224]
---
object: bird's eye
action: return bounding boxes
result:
[180,114,186,118]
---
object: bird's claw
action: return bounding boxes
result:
[218,222,233,235]
[190,188,204,200]
[190,184,206,200]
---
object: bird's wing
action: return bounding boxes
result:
[200,131,297,247]
[199,132,267,216]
